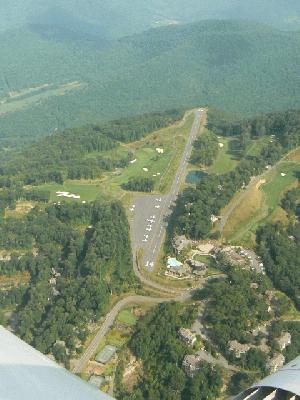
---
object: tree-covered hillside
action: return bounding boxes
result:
[1,20,300,146]
[2,0,300,37]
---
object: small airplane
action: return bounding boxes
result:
[142,238,148,242]
[145,261,149,267]
[144,234,149,238]
[151,215,156,219]
[155,205,160,209]
[129,208,135,212]
[149,262,154,268]
[146,227,152,232]
[156,198,162,202]
[148,219,155,224]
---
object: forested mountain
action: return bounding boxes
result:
[1,0,300,37]
[0,110,182,188]
[1,20,300,146]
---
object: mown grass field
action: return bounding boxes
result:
[117,309,137,326]
[208,137,240,174]
[105,111,195,194]
[208,136,269,175]
[222,160,300,244]
[40,111,197,206]
[0,81,84,116]
[40,181,105,202]
[262,162,300,213]
[222,178,266,244]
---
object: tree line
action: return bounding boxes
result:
[190,131,219,167]
[256,222,300,309]
[0,109,183,186]
[122,177,155,192]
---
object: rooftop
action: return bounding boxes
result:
[95,345,117,364]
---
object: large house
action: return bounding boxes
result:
[182,354,202,377]
[228,340,251,358]
[277,332,291,351]
[179,328,197,346]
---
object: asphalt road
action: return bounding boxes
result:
[131,109,203,273]
[73,295,171,374]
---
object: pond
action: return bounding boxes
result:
[186,170,208,184]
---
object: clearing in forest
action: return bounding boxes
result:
[221,159,300,244]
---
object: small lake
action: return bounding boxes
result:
[186,170,208,184]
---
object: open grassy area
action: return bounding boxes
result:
[246,136,270,157]
[222,179,266,243]
[222,160,300,244]
[103,111,196,194]
[117,309,137,326]
[286,147,300,163]
[40,181,105,202]
[38,112,197,208]
[209,136,270,175]
[0,81,85,116]
[5,200,35,217]
[208,137,240,174]
[262,162,300,212]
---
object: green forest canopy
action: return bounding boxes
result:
[0,201,136,365]
[2,0,300,36]
[1,20,300,146]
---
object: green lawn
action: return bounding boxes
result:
[40,181,105,202]
[102,111,195,194]
[227,161,300,245]
[39,112,196,205]
[262,162,300,214]
[246,136,270,157]
[0,82,84,116]
[208,137,240,174]
[117,309,137,326]
[193,254,216,268]
[209,136,269,175]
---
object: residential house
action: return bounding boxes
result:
[166,257,187,277]
[228,340,251,358]
[267,353,285,373]
[179,328,196,346]
[277,332,291,351]
[173,235,192,253]
[182,354,202,377]
[95,345,117,364]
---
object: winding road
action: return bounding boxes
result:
[73,296,168,374]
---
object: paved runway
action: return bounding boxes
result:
[130,109,203,271]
